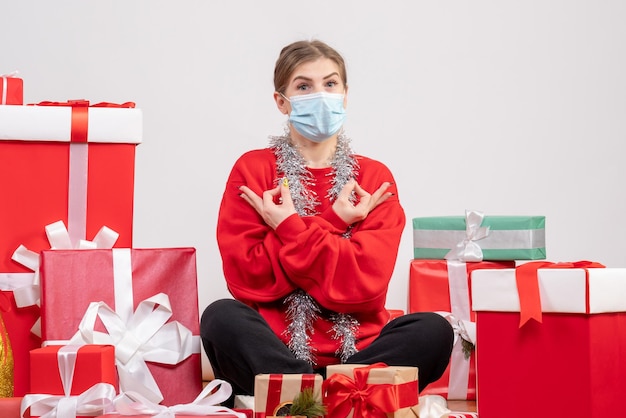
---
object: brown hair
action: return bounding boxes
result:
[273,40,348,94]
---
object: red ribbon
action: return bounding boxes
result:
[323,363,418,418]
[515,260,605,327]
[255,374,318,418]
[33,100,135,108]
[28,100,135,143]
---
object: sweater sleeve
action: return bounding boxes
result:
[273,157,406,314]
[216,149,299,305]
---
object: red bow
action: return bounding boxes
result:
[33,100,135,108]
[516,260,605,327]
[323,363,417,418]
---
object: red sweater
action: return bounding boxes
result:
[216,147,406,367]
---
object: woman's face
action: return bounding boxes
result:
[275,57,348,115]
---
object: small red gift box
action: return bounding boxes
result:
[29,345,117,395]
[408,259,514,400]
[0,397,29,418]
[39,247,202,406]
[323,363,419,418]
[471,261,625,418]
[254,373,323,418]
[0,74,23,105]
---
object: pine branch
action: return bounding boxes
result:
[289,388,327,418]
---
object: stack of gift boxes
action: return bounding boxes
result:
[410,210,626,418]
[0,74,250,417]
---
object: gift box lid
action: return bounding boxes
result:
[471,267,626,314]
[0,103,142,144]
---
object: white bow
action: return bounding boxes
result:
[6,220,118,336]
[112,379,247,418]
[67,293,194,404]
[445,210,490,262]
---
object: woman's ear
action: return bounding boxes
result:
[274,91,290,115]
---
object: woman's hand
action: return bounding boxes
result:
[239,179,297,230]
[332,179,394,225]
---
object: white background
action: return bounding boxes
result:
[3,1,626,377]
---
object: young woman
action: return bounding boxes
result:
[201,39,453,401]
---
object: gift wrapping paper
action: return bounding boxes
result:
[408,259,513,400]
[39,247,202,406]
[412,212,545,260]
[323,363,419,418]
[471,262,626,418]
[0,74,23,105]
[0,101,141,396]
[254,373,323,418]
[29,345,117,395]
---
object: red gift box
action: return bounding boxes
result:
[29,345,117,395]
[0,100,141,396]
[0,74,23,105]
[39,247,202,406]
[408,259,514,400]
[0,101,141,271]
[471,262,625,418]
[254,373,323,418]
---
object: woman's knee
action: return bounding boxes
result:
[400,312,455,350]
[200,298,245,337]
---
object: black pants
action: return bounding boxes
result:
[201,299,454,401]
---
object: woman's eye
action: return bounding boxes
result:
[326,80,338,88]
[297,83,309,91]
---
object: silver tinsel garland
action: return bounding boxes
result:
[271,127,361,365]
[330,313,360,363]
[283,290,320,364]
[269,127,359,217]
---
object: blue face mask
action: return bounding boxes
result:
[284,92,347,142]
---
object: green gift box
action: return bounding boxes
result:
[412,211,546,261]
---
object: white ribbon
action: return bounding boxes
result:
[433,260,474,399]
[5,220,118,336]
[20,383,116,418]
[1,71,19,104]
[63,292,195,404]
[20,345,116,418]
[0,272,34,291]
[416,395,452,418]
[417,395,478,418]
[112,379,246,418]
[444,210,490,262]
[436,311,476,400]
